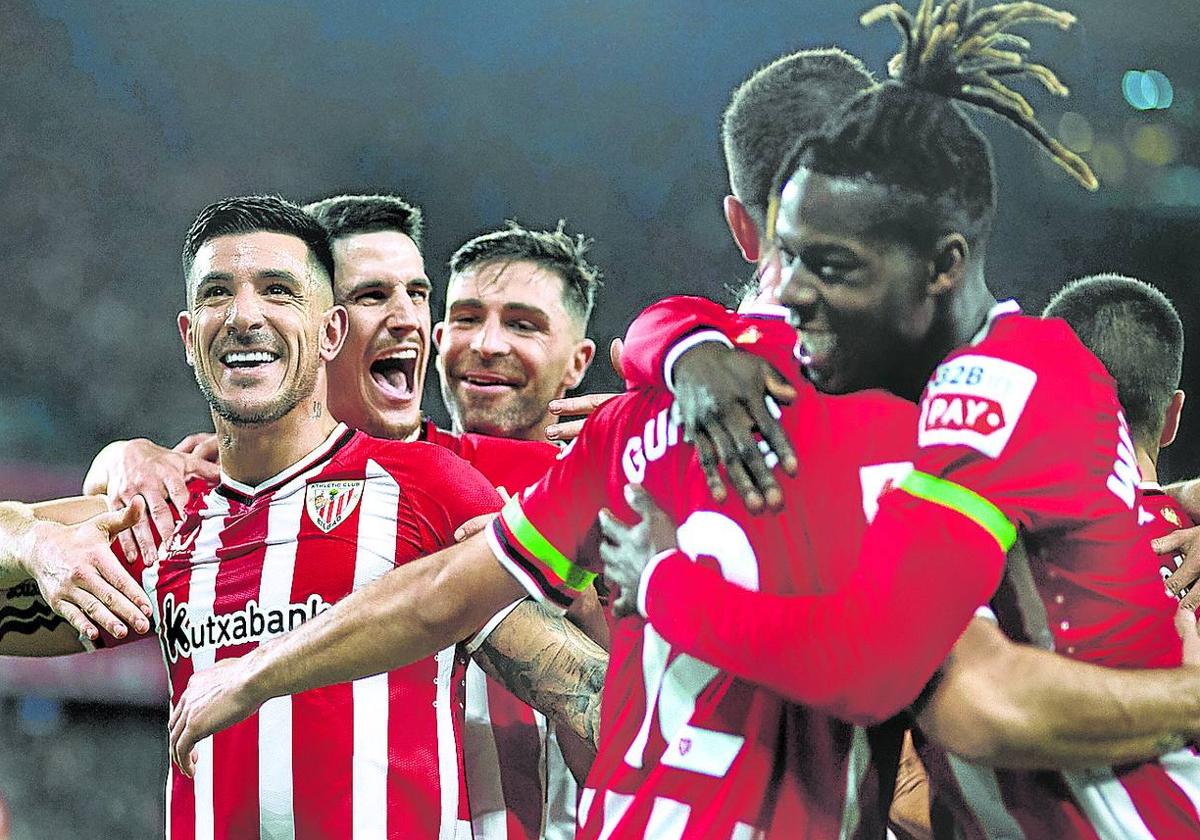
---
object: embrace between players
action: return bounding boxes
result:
[5,1,1200,838]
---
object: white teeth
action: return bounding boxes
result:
[378,348,418,361]
[224,351,277,364]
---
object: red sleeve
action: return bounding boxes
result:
[487,403,620,613]
[641,490,1005,724]
[913,329,1126,532]
[621,296,740,390]
[397,444,504,552]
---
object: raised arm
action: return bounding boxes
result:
[0,497,151,642]
[621,296,798,510]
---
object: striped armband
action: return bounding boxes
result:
[897,470,1017,552]
[485,495,596,613]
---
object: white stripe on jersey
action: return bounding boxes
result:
[1062,768,1156,840]
[837,726,869,840]
[436,645,462,840]
[544,723,576,840]
[1162,748,1200,819]
[597,791,633,840]
[258,479,306,840]
[729,822,762,840]
[351,460,400,840]
[188,494,230,840]
[463,661,509,840]
[947,755,1027,839]
[142,524,171,840]
[578,787,597,829]
[644,797,690,839]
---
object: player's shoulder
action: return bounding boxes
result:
[824,387,917,423]
[795,387,916,467]
[1140,484,1196,531]
[584,387,674,432]
[461,433,557,462]
[183,476,219,513]
[342,431,482,481]
[967,308,1107,382]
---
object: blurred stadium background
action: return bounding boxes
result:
[0,0,1196,836]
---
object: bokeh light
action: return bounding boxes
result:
[1058,112,1094,153]
[1122,69,1174,110]
[1130,124,1178,166]
[1090,141,1128,185]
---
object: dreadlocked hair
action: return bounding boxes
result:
[767,0,1097,244]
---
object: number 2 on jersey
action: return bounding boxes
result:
[624,511,759,778]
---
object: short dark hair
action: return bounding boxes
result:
[449,221,602,327]
[768,1,1097,251]
[722,48,874,228]
[182,195,335,285]
[1044,274,1184,449]
[304,194,424,250]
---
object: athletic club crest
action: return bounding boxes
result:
[305,480,364,533]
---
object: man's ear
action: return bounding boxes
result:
[177,311,195,366]
[724,195,760,263]
[562,338,597,391]
[1161,390,1186,449]
[929,234,969,297]
[432,321,446,351]
[320,305,349,361]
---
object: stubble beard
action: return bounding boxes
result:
[195,353,321,427]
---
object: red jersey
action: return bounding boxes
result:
[486,318,917,838]
[909,303,1198,840]
[109,425,501,840]
[630,298,1200,837]
[421,418,564,840]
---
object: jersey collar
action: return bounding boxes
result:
[969,299,1022,347]
[218,422,354,502]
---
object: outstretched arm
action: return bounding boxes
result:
[470,599,606,748]
[0,497,152,642]
[919,615,1200,768]
[169,530,527,775]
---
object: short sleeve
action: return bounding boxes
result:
[486,406,615,613]
[397,445,504,550]
[621,296,738,391]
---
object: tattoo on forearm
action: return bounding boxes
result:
[474,601,606,747]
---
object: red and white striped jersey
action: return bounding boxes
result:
[109,424,502,840]
[486,309,917,838]
[421,419,564,840]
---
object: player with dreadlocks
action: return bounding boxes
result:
[603,1,1200,836]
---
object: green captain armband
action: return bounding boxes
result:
[500,496,597,593]
[898,470,1017,552]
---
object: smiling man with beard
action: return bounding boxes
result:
[436,222,599,443]
[0,195,607,840]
